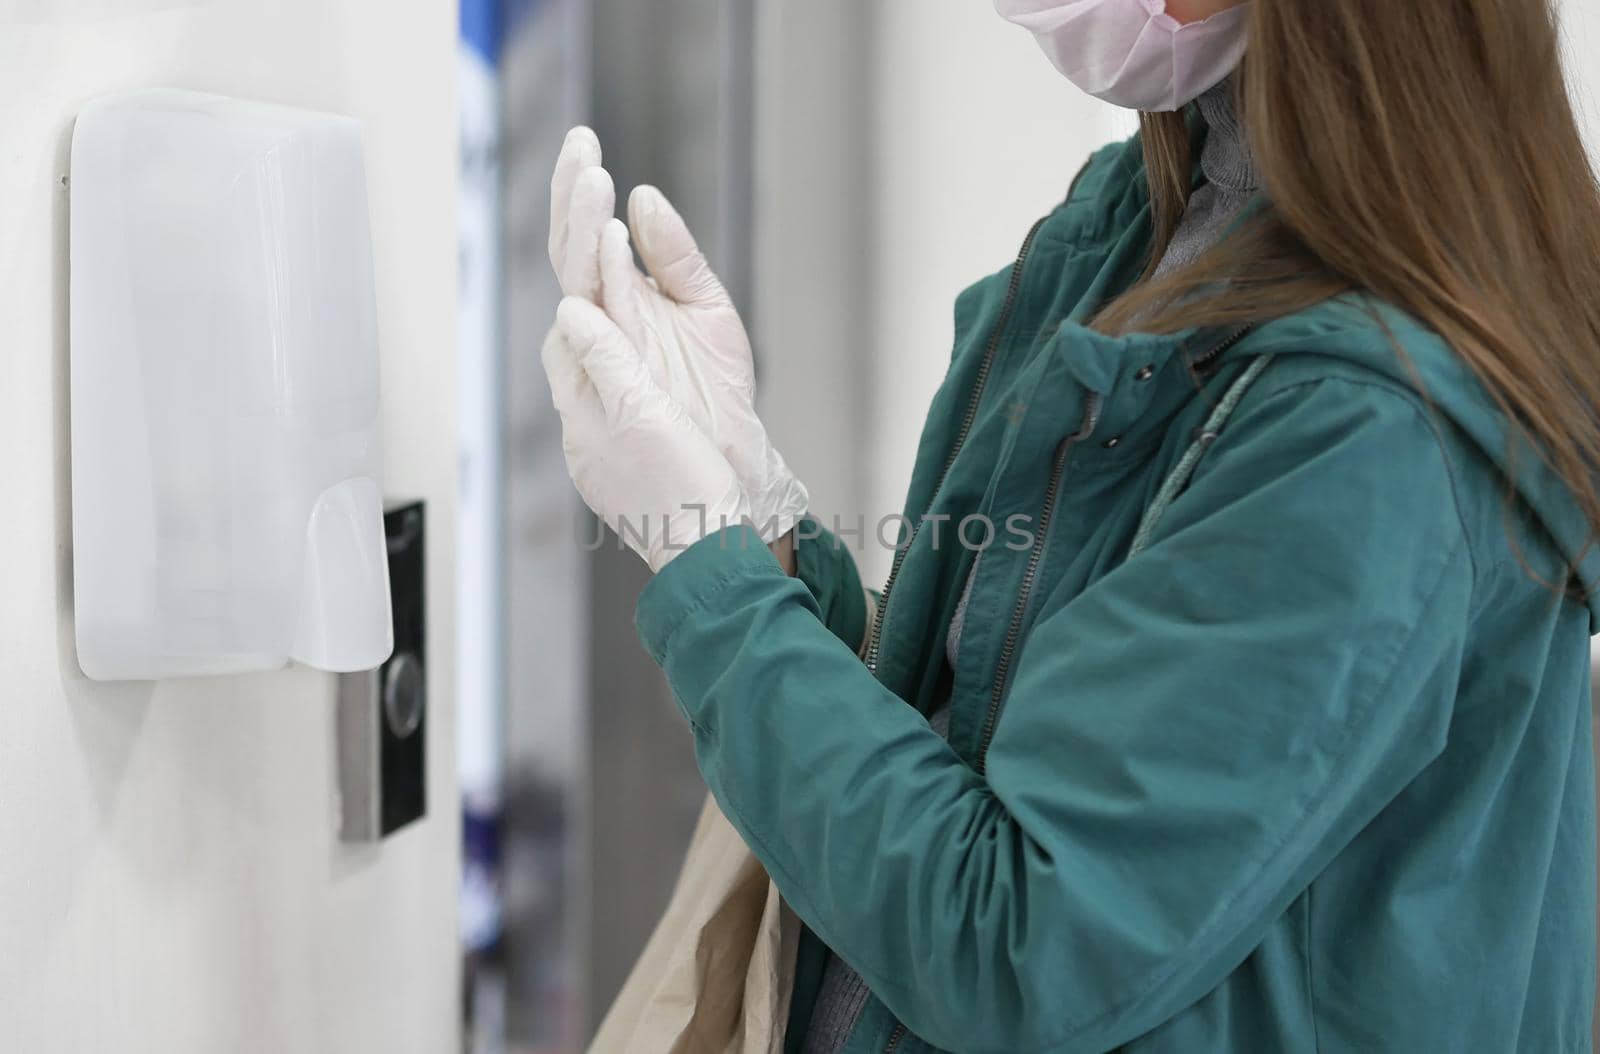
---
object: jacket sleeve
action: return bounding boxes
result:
[634,377,1475,1054]
[792,517,869,654]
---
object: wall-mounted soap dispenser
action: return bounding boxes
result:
[70,89,394,681]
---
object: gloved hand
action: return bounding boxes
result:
[544,296,752,574]
[548,126,810,543]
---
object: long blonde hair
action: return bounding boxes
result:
[1096,1,1600,573]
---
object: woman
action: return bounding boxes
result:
[543,0,1599,1049]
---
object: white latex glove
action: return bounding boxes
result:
[548,126,809,543]
[544,296,752,574]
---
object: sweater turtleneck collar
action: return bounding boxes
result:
[1194,73,1259,195]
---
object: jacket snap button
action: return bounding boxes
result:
[1135,365,1155,382]
[1103,436,1122,449]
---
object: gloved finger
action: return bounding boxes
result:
[558,296,659,424]
[628,185,732,307]
[561,166,615,300]
[598,219,670,387]
[539,325,597,421]
[548,126,601,274]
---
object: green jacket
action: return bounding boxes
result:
[633,133,1599,1053]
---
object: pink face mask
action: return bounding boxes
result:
[994,0,1250,113]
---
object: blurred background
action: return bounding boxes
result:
[458,2,1600,1053]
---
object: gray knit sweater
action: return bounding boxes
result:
[798,73,1260,1054]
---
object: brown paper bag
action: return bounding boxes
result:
[588,794,800,1054]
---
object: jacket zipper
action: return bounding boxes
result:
[864,215,1049,677]
[873,327,1256,1051]
[971,325,1254,774]
[1189,324,1253,375]
[974,394,1102,775]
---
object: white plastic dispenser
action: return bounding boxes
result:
[70,89,394,681]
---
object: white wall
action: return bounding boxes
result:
[1563,1,1600,150]
[860,2,1134,582]
[0,4,459,1052]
